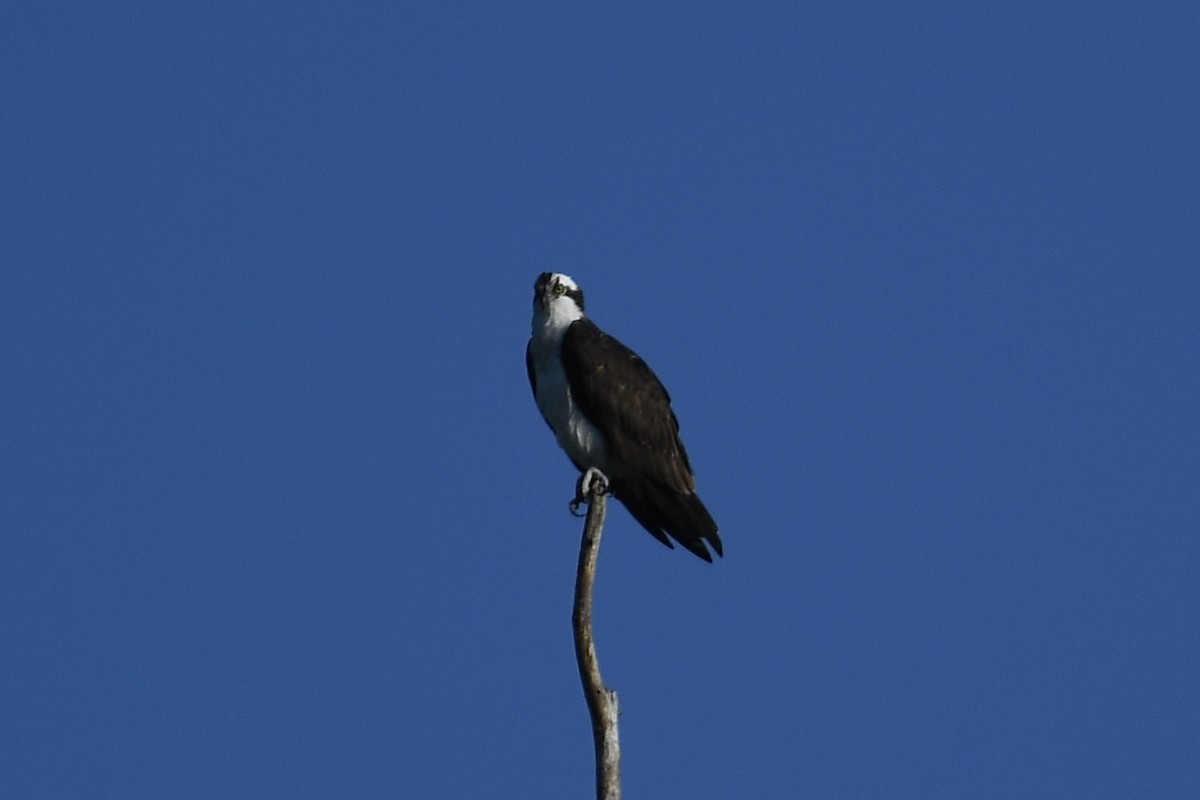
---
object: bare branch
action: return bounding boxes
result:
[572,480,621,800]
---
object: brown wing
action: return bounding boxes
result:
[562,319,722,561]
[525,340,538,398]
[561,319,694,492]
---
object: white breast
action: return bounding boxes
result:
[529,318,608,472]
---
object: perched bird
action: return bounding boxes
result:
[526,272,722,561]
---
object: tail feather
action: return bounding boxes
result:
[613,481,722,562]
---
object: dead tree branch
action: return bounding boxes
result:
[572,480,621,800]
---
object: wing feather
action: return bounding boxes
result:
[525,340,537,398]
[559,318,722,561]
[561,319,694,493]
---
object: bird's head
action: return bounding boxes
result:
[532,272,586,324]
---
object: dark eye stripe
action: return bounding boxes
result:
[564,286,585,310]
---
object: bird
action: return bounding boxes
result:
[525,272,723,561]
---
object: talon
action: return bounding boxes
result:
[570,467,609,515]
[580,466,609,498]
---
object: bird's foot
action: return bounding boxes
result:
[569,467,609,516]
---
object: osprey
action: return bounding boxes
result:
[526,272,723,562]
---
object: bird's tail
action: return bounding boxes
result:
[617,482,723,562]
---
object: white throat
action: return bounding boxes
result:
[531,294,585,338]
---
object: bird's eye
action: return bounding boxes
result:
[553,283,566,295]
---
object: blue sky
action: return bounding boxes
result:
[3,2,1198,797]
